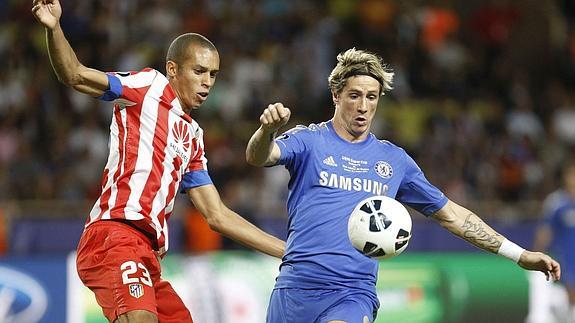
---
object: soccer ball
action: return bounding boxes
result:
[347,196,412,259]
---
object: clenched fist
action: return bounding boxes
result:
[32,0,62,30]
[260,102,291,133]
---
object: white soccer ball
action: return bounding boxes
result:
[348,195,412,259]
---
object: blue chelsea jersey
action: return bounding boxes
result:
[543,191,575,281]
[273,120,448,300]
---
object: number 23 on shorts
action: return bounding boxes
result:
[120,261,153,287]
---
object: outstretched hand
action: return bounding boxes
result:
[518,250,561,281]
[260,103,291,133]
[32,0,62,30]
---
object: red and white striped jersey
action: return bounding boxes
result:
[87,68,211,255]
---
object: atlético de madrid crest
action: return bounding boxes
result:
[129,283,144,298]
[374,161,393,179]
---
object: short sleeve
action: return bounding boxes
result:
[275,125,313,167]
[180,125,212,192]
[396,152,448,216]
[97,68,159,105]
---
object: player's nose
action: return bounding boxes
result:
[358,98,369,112]
[202,73,213,88]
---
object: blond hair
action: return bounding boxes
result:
[328,48,394,96]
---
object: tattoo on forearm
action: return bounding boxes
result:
[247,142,256,157]
[247,136,260,158]
[461,213,502,251]
[247,130,275,161]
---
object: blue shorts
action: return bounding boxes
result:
[266,288,377,323]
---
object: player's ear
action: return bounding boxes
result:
[166,60,178,78]
[332,91,339,105]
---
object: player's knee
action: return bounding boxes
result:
[114,310,158,323]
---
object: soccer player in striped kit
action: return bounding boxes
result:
[246,48,561,323]
[32,0,285,322]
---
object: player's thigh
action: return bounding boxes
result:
[267,288,368,323]
[155,279,193,322]
[319,296,376,323]
[267,288,330,323]
[77,224,161,321]
[266,288,290,323]
[114,310,158,323]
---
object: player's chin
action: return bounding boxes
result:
[189,99,203,110]
[352,125,369,135]
[182,102,200,114]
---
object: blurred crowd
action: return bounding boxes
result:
[1,0,575,224]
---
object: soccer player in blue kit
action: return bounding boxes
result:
[246,48,561,323]
[533,160,575,320]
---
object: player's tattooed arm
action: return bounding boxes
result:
[246,102,290,166]
[431,200,503,254]
[460,212,502,252]
[246,127,280,167]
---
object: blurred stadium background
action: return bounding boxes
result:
[1,0,574,322]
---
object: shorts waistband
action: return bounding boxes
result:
[87,219,157,250]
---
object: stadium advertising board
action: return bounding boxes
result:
[0,256,68,323]
[67,252,527,323]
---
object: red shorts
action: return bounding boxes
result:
[76,221,193,322]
